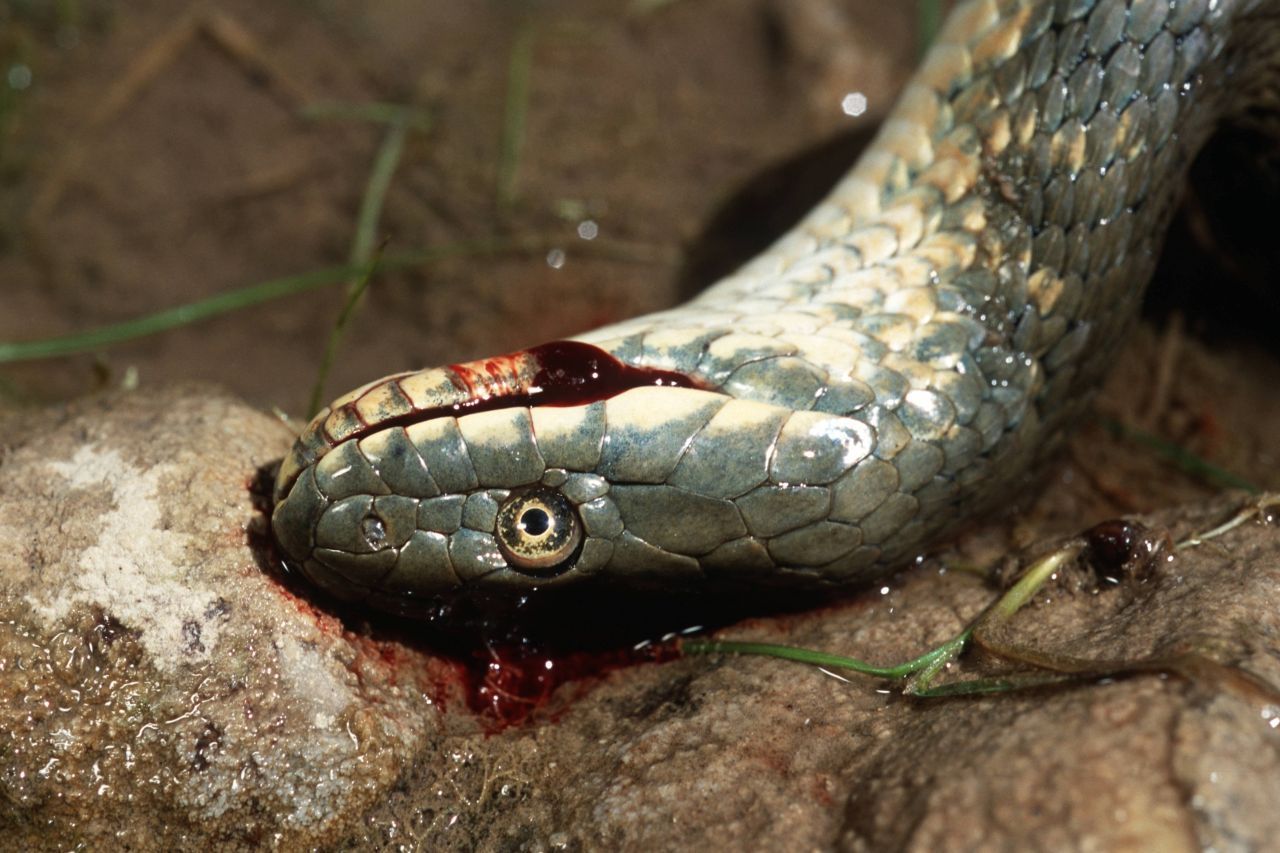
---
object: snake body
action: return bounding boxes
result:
[273,0,1278,616]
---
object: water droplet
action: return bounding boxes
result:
[841,91,868,117]
[546,248,566,269]
[7,64,32,91]
[576,219,598,240]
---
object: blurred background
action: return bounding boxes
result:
[0,0,920,414]
[1,0,1276,504]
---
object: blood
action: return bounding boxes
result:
[461,638,683,730]
[522,340,699,405]
[331,340,704,446]
[1082,519,1166,583]
[444,340,700,413]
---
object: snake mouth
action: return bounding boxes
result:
[273,340,705,504]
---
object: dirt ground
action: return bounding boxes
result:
[1,1,1278,630]
[0,0,919,409]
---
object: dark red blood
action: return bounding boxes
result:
[1082,519,1165,582]
[333,340,704,446]
[1083,520,1141,570]
[463,639,682,730]
[522,340,699,405]
[444,340,699,412]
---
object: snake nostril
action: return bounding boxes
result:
[361,515,388,549]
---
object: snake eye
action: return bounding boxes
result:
[495,487,582,574]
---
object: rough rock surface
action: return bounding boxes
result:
[1,385,1278,850]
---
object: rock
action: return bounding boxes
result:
[2,385,1278,850]
[0,386,452,848]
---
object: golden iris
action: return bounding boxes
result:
[494,488,582,573]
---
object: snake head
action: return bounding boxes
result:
[272,349,902,616]
[271,381,730,614]
[273,342,788,616]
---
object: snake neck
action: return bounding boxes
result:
[584,0,1275,425]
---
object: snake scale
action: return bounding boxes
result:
[273,0,1278,617]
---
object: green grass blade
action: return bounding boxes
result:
[304,110,414,417]
[300,101,432,132]
[349,110,411,269]
[1103,417,1260,493]
[497,21,536,211]
[917,0,946,57]
[305,245,383,419]
[0,262,373,364]
[682,635,969,681]
[0,240,530,365]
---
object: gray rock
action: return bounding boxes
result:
[0,386,440,848]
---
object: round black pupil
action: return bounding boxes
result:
[520,507,551,536]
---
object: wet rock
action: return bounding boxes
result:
[0,386,457,848]
[1,385,1278,850]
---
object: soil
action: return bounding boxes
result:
[0,0,917,410]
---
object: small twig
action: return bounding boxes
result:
[31,9,200,221]
[199,9,311,103]
[1145,313,1183,430]
[207,160,318,205]
[31,8,308,222]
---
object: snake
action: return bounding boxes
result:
[272,0,1278,618]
